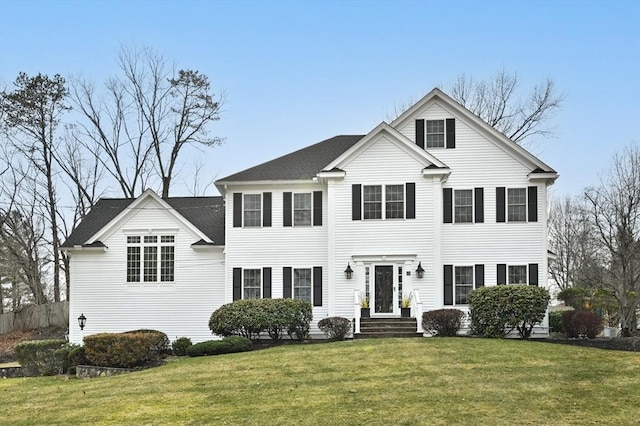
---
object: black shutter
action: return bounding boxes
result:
[352,184,361,220]
[283,192,292,227]
[283,267,292,298]
[406,183,415,219]
[474,187,484,223]
[416,119,425,149]
[475,264,485,288]
[444,265,453,305]
[233,268,242,300]
[233,193,242,228]
[313,266,322,307]
[263,267,272,298]
[528,186,538,222]
[443,188,452,223]
[528,264,539,286]
[446,118,456,149]
[263,192,272,227]
[313,191,323,226]
[497,264,507,285]
[496,187,506,223]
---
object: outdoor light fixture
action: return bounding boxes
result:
[415,262,425,279]
[344,263,354,279]
[78,313,87,331]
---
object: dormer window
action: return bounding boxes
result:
[426,120,445,148]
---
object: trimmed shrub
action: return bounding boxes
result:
[549,310,566,333]
[14,339,71,376]
[468,285,550,339]
[422,309,465,337]
[84,330,170,368]
[209,299,313,341]
[172,337,193,356]
[186,336,252,357]
[562,310,603,339]
[318,317,351,341]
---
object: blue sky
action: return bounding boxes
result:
[1,0,639,198]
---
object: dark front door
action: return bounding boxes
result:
[374,266,394,314]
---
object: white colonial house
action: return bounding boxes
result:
[63,88,557,344]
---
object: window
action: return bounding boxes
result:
[363,185,405,220]
[455,266,473,304]
[385,185,404,219]
[454,190,473,223]
[243,269,261,299]
[397,266,403,308]
[127,235,175,283]
[507,188,526,222]
[294,193,312,226]
[508,265,527,285]
[426,120,445,148]
[294,268,312,302]
[243,194,262,227]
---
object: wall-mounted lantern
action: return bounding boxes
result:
[415,262,425,279]
[345,263,354,279]
[78,313,87,330]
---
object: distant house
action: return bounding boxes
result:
[62,88,557,344]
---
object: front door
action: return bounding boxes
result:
[374,266,395,314]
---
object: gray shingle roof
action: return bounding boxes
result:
[216,135,364,182]
[62,196,225,247]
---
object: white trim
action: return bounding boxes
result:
[351,254,418,262]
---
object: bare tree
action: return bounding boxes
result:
[450,69,563,144]
[585,144,640,336]
[1,73,69,302]
[548,195,601,291]
[72,46,224,198]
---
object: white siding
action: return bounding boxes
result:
[69,198,225,344]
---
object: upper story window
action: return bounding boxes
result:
[294,193,312,226]
[363,185,405,220]
[426,120,445,148]
[385,185,404,219]
[243,194,262,227]
[454,190,473,223]
[507,188,527,222]
[508,265,527,284]
[127,235,175,283]
[363,185,383,219]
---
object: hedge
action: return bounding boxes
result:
[468,285,550,339]
[186,336,252,357]
[422,309,465,337]
[83,329,170,368]
[209,299,312,341]
[14,339,71,376]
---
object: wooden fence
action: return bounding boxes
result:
[0,301,69,335]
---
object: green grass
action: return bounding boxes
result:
[2,338,638,425]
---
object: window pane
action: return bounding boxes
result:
[385,185,404,219]
[127,236,140,244]
[509,265,527,284]
[160,246,174,282]
[454,190,473,223]
[294,268,312,302]
[243,194,262,227]
[144,235,157,244]
[127,246,140,282]
[161,235,174,243]
[363,185,382,219]
[455,266,473,304]
[244,269,261,299]
[294,193,312,226]
[507,188,526,222]
[144,246,157,282]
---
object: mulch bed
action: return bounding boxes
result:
[539,337,640,352]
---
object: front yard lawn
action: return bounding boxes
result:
[2,338,638,425]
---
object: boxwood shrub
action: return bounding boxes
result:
[14,339,72,376]
[186,336,252,357]
[318,317,351,341]
[422,309,465,337]
[209,299,312,341]
[83,329,169,368]
[468,285,550,339]
[172,337,193,356]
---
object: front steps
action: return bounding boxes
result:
[356,317,423,339]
